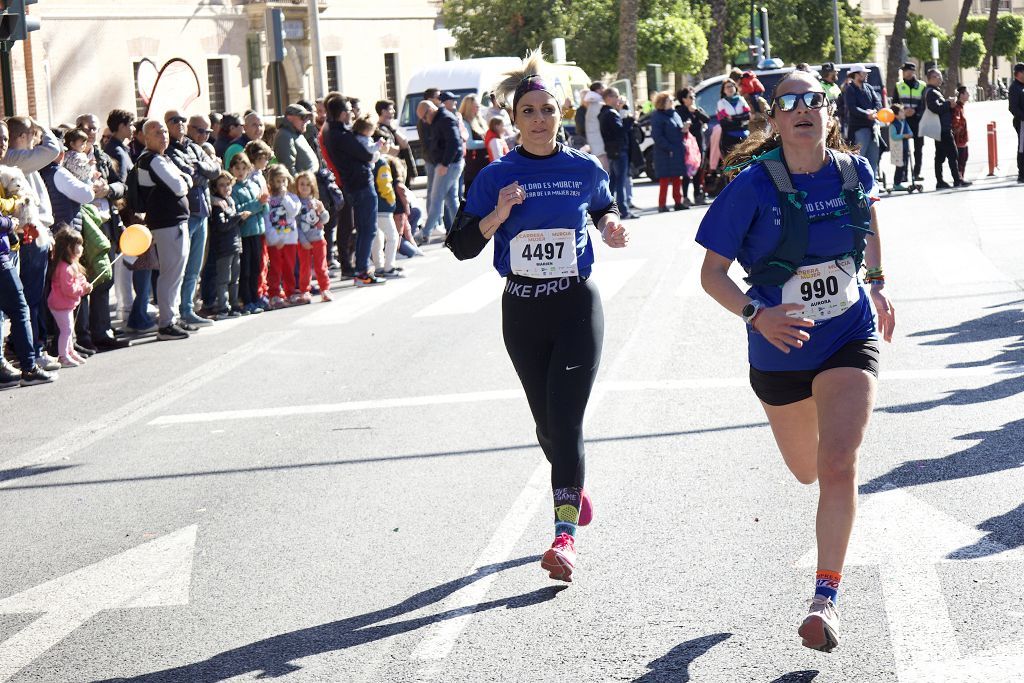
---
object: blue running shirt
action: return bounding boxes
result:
[464,145,614,278]
[695,153,879,371]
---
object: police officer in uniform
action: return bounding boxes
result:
[892,63,926,182]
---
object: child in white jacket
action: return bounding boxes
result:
[263,164,301,308]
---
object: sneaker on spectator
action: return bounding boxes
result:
[157,324,189,341]
[288,293,308,306]
[59,356,82,368]
[257,296,271,309]
[269,296,289,310]
[379,268,405,279]
[1,357,20,377]
[0,363,20,390]
[354,272,386,287]
[39,354,61,372]
[320,290,333,302]
[225,308,242,318]
[20,365,57,386]
[178,321,200,333]
[127,322,159,334]
[75,343,97,357]
[181,312,213,327]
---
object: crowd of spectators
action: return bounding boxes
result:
[0,92,429,390]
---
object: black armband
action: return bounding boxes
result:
[444,203,489,261]
[588,201,619,227]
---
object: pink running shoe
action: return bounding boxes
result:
[578,488,593,526]
[541,533,577,583]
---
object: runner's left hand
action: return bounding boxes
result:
[602,219,628,248]
[870,287,895,342]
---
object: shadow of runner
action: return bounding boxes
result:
[861,418,1024,494]
[95,555,560,682]
[907,308,1023,347]
[769,672,819,683]
[633,632,732,682]
[0,465,74,483]
[948,501,1024,559]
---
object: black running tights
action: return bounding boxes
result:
[501,279,604,490]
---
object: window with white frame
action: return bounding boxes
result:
[207,58,227,113]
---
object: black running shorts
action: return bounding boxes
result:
[749,338,880,406]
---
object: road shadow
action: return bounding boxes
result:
[861,417,1024,494]
[948,501,1024,560]
[0,464,74,483]
[96,555,561,682]
[633,632,732,682]
[882,305,1023,414]
[770,673,819,683]
[0,422,770,493]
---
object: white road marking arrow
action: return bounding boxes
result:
[797,489,1024,682]
[0,525,197,682]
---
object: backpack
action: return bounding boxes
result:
[745,148,873,287]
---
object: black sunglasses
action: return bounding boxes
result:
[773,92,827,112]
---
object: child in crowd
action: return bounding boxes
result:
[484,116,509,162]
[62,129,98,184]
[889,104,913,190]
[951,86,970,179]
[243,139,273,307]
[393,158,424,259]
[353,117,384,162]
[47,226,92,367]
[372,157,403,278]
[209,170,250,317]
[294,171,332,303]
[263,164,301,308]
[230,153,269,315]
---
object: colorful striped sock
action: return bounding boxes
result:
[815,570,842,604]
[553,487,582,538]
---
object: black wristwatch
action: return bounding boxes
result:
[741,300,764,325]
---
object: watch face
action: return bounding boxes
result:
[742,303,756,318]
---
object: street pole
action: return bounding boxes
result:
[1,42,14,117]
[832,0,843,64]
[307,0,325,99]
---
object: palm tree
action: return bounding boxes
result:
[946,0,974,95]
[978,0,1000,92]
[706,0,729,77]
[617,0,639,94]
[886,0,912,95]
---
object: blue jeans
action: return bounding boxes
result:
[180,215,207,317]
[609,153,629,212]
[853,127,880,179]
[17,241,49,357]
[422,158,464,240]
[424,161,436,203]
[128,268,154,330]
[348,187,379,275]
[0,258,36,370]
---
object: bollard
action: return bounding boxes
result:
[987,121,998,176]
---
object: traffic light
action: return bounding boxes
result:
[0,0,40,44]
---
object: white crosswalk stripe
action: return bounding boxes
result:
[414,273,503,317]
[295,277,428,327]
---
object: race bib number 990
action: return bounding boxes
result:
[510,229,578,278]
[781,257,860,322]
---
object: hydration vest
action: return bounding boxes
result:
[745,148,873,287]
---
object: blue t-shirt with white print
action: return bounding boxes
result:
[464,145,614,278]
[695,153,879,372]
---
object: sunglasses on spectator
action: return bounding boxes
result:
[190,127,212,135]
[773,92,827,112]
[80,125,96,132]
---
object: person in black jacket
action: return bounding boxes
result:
[924,69,970,190]
[1009,63,1024,183]
[322,93,385,286]
[598,87,633,219]
[420,91,465,244]
[842,64,882,178]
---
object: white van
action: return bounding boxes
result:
[398,57,591,174]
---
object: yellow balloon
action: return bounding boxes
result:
[120,224,152,257]
[876,108,895,124]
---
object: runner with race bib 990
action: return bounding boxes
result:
[695,70,895,652]
[446,49,629,583]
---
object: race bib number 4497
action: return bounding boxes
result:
[781,257,860,322]
[510,229,578,278]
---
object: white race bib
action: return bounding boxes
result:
[509,229,578,278]
[781,257,860,321]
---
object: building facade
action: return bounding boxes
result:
[4,0,454,126]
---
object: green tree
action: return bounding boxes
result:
[906,13,947,62]
[637,15,708,76]
[957,32,985,69]
[997,14,1024,58]
[440,0,571,61]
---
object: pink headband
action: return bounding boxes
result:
[512,75,556,112]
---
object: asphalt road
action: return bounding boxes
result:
[1,138,1023,682]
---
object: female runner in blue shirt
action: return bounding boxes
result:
[696,70,896,652]
[447,50,629,583]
